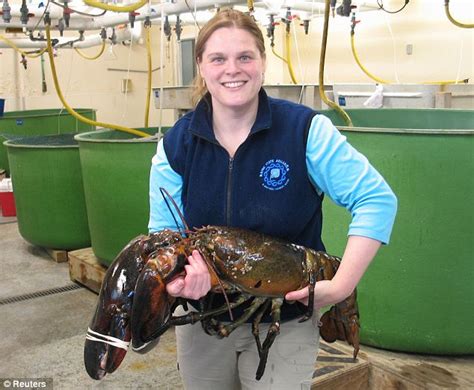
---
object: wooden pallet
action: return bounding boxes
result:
[68,247,106,293]
[312,341,369,389]
[325,339,474,390]
[45,248,69,263]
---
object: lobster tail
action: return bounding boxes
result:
[319,290,360,358]
[314,251,360,358]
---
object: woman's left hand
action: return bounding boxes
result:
[285,280,345,309]
[286,236,383,309]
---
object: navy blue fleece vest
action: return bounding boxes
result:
[164,89,325,321]
[163,89,325,252]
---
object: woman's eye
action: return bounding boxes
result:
[211,57,224,63]
[240,55,251,62]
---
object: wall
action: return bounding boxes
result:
[0,0,472,128]
[284,0,473,86]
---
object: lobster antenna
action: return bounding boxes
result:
[201,254,234,322]
[158,191,233,320]
[159,187,190,235]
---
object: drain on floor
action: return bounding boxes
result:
[0,283,83,305]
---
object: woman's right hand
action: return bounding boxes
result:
[166,249,211,300]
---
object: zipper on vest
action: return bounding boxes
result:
[226,157,234,224]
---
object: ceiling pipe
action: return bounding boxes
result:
[0,8,159,30]
[1,1,379,32]
[0,24,140,49]
[0,0,237,31]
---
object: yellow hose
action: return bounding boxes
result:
[285,31,298,84]
[351,32,468,85]
[445,1,474,28]
[247,0,254,12]
[84,0,148,13]
[320,0,353,127]
[271,45,287,64]
[350,33,391,85]
[45,25,149,138]
[144,24,152,128]
[74,40,106,60]
[0,34,47,58]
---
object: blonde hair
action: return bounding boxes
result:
[191,8,266,106]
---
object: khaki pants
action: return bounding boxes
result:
[175,312,320,390]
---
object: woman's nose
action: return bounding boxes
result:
[225,59,240,74]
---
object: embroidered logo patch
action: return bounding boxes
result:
[259,159,290,191]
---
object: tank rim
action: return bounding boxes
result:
[74,128,159,143]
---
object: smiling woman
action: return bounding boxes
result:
[191,11,267,158]
[147,8,397,390]
[198,27,265,157]
[198,29,265,111]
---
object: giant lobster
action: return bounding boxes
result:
[84,224,360,381]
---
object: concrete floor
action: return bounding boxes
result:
[0,219,183,390]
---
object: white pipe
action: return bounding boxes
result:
[7,2,82,19]
[1,1,379,31]
[155,0,243,16]
[150,10,216,26]
[5,0,149,19]
[0,9,159,30]
[0,24,140,49]
[73,24,141,48]
[271,0,379,12]
[1,0,246,30]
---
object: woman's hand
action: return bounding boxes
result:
[285,236,382,309]
[166,250,211,300]
[285,280,346,309]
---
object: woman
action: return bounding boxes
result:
[149,8,397,390]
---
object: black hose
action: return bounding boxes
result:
[376,0,409,14]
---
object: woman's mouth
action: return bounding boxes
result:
[222,81,246,88]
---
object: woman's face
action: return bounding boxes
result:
[198,27,266,112]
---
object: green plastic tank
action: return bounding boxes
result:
[320,108,474,355]
[4,134,91,250]
[75,128,167,265]
[0,108,96,174]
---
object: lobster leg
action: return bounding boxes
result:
[171,294,251,333]
[299,250,321,323]
[255,298,283,380]
[251,300,272,356]
[216,297,268,338]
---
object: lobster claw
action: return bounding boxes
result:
[84,233,173,380]
[84,335,108,380]
[131,258,172,352]
[84,312,130,379]
[131,248,187,352]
